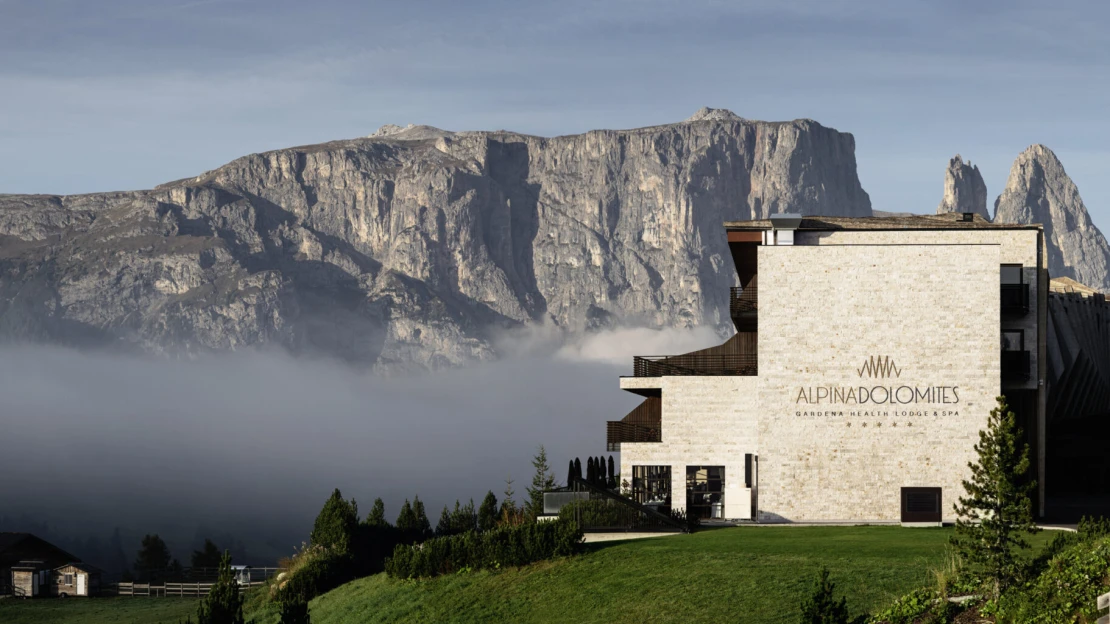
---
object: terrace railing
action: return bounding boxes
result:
[566,477,688,533]
[606,421,660,451]
[730,286,758,315]
[633,354,757,377]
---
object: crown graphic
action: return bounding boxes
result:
[857,356,901,379]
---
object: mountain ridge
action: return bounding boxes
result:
[0,109,871,368]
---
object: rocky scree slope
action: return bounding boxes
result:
[0,109,871,369]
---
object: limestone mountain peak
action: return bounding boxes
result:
[937,154,988,220]
[994,144,1110,291]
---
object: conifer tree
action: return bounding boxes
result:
[364,498,388,527]
[568,460,576,485]
[526,445,558,518]
[501,475,518,523]
[798,567,849,624]
[951,395,1040,597]
[412,496,432,541]
[196,551,244,624]
[608,455,617,489]
[435,505,452,536]
[478,491,498,531]
[574,457,582,481]
[586,457,596,485]
[134,534,172,581]
[395,499,416,535]
[191,538,222,571]
[309,488,359,556]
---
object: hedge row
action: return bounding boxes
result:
[384,519,583,579]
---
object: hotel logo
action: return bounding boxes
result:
[795,356,959,406]
[857,356,901,379]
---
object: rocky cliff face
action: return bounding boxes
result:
[937,155,989,220]
[0,109,871,369]
[994,145,1110,291]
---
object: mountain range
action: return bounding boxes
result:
[0,108,1104,368]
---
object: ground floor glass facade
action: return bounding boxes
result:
[686,466,726,519]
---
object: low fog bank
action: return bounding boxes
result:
[0,326,720,570]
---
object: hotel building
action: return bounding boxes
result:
[607,213,1047,524]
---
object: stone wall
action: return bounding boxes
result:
[620,376,759,519]
[757,243,1001,521]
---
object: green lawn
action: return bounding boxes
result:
[0,596,199,624]
[252,525,1056,624]
[1,526,1057,624]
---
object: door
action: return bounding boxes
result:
[77,574,86,596]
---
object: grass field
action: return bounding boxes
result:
[1,526,1056,624]
[0,596,198,624]
[253,525,1054,624]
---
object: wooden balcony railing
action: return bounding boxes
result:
[730,286,758,315]
[633,354,757,377]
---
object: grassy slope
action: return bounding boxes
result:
[0,596,198,624]
[266,526,1054,624]
[1,527,1055,624]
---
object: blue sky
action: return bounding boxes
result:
[1,0,1107,225]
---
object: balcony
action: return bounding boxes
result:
[1001,350,1031,381]
[1001,283,1029,316]
[730,286,758,331]
[633,354,758,377]
[607,397,661,452]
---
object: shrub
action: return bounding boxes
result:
[273,543,349,604]
[989,535,1110,623]
[196,551,244,624]
[798,566,850,624]
[868,588,946,624]
[384,518,583,579]
[278,595,310,624]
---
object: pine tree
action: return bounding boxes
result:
[309,488,359,556]
[436,505,452,536]
[568,460,576,485]
[501,475,518,523]
[798,566,849,624]
[951,395,1040,597]
[526,445,558,518]
[478,491,499,532]
[191,538,222,571]
[608,456,617,489]
[586,457,596,485]
[395,499,416,535]
[196,551,244,624]
[134,534,172,582]
[412,496,432,541]
[364,498,388,527]
[574,458,582,481]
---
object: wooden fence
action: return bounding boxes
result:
[115,580,269,597]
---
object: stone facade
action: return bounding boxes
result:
[619,224,1043,523]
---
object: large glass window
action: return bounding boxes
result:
[632,465,671,513]
[686,466,726,519]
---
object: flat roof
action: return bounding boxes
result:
[725,213,1043,231]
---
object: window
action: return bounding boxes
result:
[1001,264,1023,284]
[632,465,671,512]
[1002,330,1024,351]
[63,573,73,585]
[686,466,726,519]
